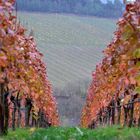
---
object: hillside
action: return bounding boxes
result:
[18,12,116,89]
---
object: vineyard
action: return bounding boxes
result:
[0,0,59,136]
[0,0,140,139]
[81,0,140,128]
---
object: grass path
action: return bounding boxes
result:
[1,126,140,140]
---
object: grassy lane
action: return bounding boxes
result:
[1,126,140,140]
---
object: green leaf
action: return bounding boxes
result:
[136,61,140,67]
[135,75,140,81]
[134,86,140,94]
[121,24,134,41]
[133,48,140,59]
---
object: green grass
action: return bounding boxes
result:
[18,12,116,88]
[1,126,140,140]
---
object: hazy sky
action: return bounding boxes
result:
[101,0,123,3]
[101,0,135,3]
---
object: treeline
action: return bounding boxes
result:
[17,0,124,18]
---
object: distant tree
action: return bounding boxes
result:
[16,0,124,18]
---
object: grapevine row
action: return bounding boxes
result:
[0,0,59,135]
[81,0,140,128]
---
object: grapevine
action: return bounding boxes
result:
[0,0,59,135]
[81,0,140,128]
